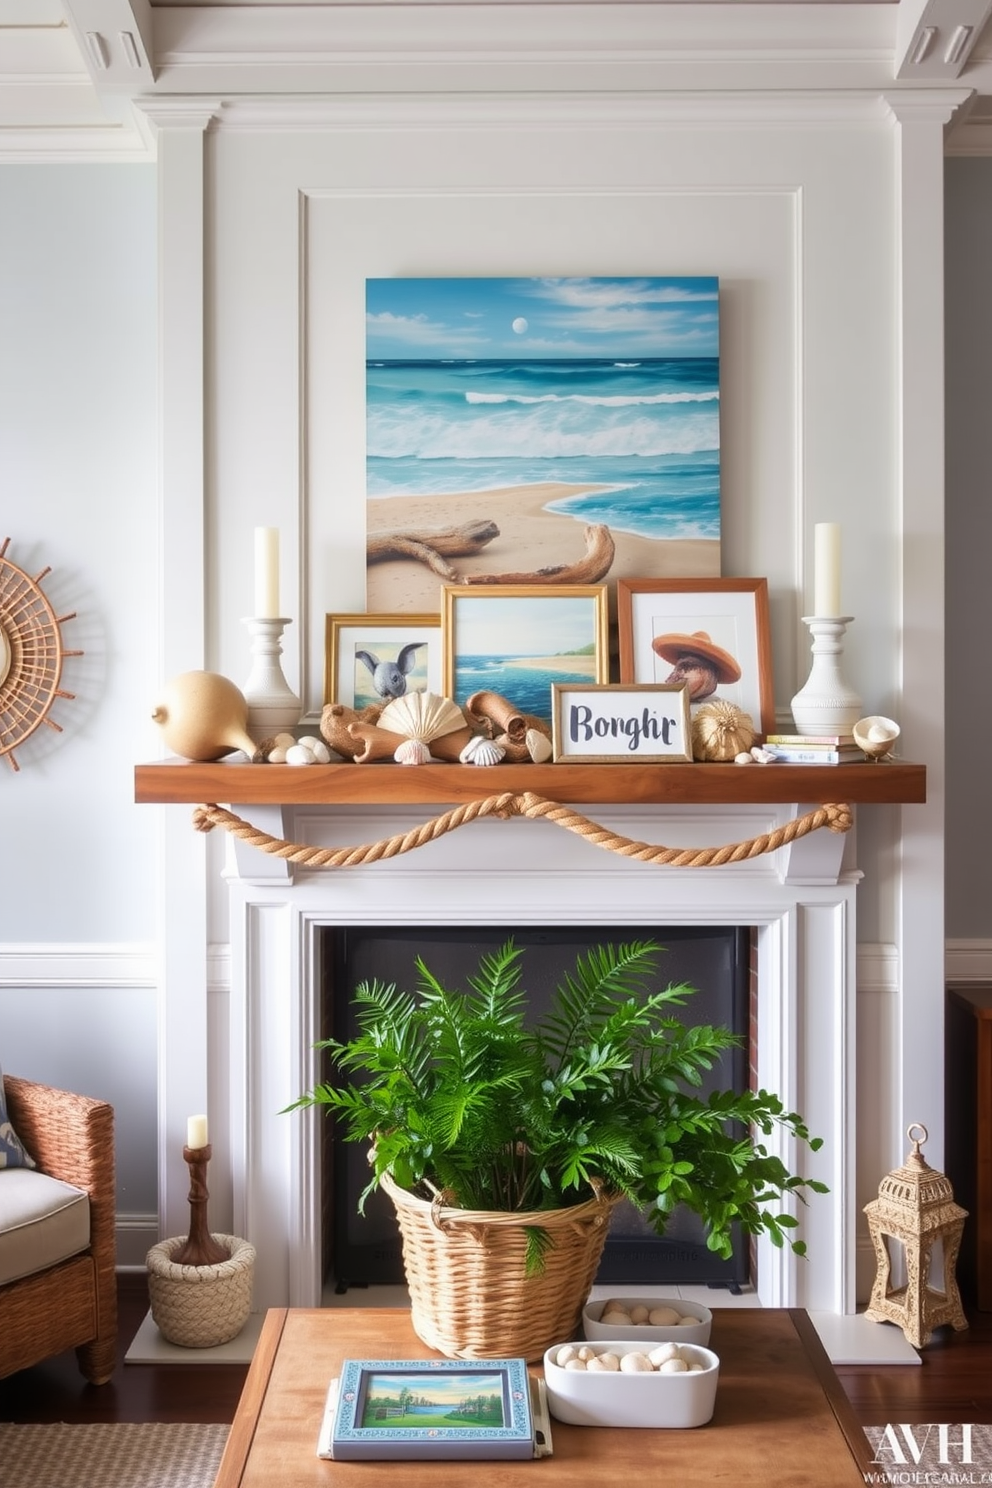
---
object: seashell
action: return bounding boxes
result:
[464,690,527,742]
[267,746,289,764]
[690,700,755,762]
[526,727,553,764]
[379,690,467,744]
[734,751,753,765]
[460,735,506,767]
[750,746,774,764]
[853,715,900,761]
[394,737,432,766]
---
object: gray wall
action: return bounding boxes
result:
[945,158,992,939]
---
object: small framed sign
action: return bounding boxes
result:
[551,683,692,763]
[328,1356,535,1461]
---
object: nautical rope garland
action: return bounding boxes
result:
[191,792,853,870]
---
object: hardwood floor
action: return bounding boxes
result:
[1,1273,990,1427]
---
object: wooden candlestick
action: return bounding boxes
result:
[172,1144,230,1267]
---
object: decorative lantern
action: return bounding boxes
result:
[863,1123,969,1348]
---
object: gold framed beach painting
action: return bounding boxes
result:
[365,277,721,612]
[441,584,609,729]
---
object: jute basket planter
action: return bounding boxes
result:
[146,1234,256,1348]
[380,1170,621,1361]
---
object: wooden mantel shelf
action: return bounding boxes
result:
[135,758,926,808]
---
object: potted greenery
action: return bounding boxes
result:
[290,938,826,1360]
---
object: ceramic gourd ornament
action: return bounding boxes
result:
[152,670,260,761]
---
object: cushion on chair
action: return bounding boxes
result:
[0,1168,90,1285]
[0,1064,36,1169]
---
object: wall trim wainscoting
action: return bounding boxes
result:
[946,939,992,981]
[0,942,160,1267]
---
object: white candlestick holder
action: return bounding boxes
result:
[790,616,863,736]
[242,616,302,736]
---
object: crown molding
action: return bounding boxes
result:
[188,88,898,133]
[67,2,905,101]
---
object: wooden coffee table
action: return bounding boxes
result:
[214,1307,874,1487]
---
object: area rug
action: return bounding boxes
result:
[864,1423,992,1473]
[0,1422,229,1488]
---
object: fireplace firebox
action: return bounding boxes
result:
[320,923,752,1293]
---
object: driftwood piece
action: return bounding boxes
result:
[462,523,615,586]
[366,520,500,579]
[365,518,615,586]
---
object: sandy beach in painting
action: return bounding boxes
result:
[365,482,720,614]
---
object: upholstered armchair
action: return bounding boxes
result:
[0,1074,118,1384]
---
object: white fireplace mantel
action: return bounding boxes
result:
[136,759,926,1320]
[222,796,859,1318]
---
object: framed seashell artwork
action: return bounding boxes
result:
[325,612,442,708]
[616,577,775,736]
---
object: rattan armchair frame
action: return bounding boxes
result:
[0,1075,118,1384]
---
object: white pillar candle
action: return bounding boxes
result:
[813,522,842,616]
[254,527,280,618]
[187,1114,208,1149]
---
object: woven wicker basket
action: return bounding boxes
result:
[380,1170,621,1361]
[146,1234,255,1348]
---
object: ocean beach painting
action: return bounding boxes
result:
[442,585,609,727]
[365,277,721,612]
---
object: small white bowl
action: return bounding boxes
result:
[543,1339,720,1428]
[582,1296,712,1347]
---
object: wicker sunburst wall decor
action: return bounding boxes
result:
[0,537,82,772]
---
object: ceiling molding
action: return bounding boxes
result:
[158,87,899,133]
[3,2,992,160]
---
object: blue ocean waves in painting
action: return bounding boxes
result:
[366,357,720,541]
[453,657,592,722]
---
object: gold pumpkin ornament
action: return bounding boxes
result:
[690,700,755,762]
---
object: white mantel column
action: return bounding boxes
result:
[886,89,969,1173]
[138,102,219,1243]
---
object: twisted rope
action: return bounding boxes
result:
[191,792,853,870]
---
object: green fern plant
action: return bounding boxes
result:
[288,938,826,1267]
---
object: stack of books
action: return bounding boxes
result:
[761,732,864,765]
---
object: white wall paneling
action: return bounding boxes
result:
[177,92,945,1309]
[142,105,217,1243]
[0,943,160,1267]
[888,91,967,1174]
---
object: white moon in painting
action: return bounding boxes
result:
[511,317,528,334]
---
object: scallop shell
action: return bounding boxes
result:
[853,715,900,760]
[378,690,467,744]
[460,735,506,767]
[394,737,432,766]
